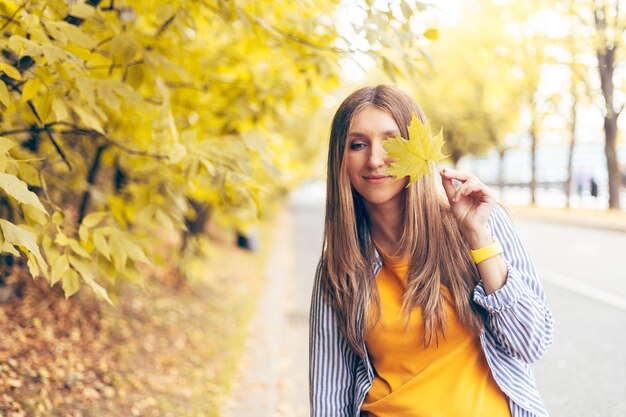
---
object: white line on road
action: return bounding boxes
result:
[538,267,626,312]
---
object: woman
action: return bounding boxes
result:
[309,85,553,417]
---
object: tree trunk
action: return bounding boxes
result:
[565,78,578,209]
[595,5,622,209]
[604,113,621,209]
[497,148,506,195]
[529,118,538,206]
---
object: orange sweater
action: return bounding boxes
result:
[361,244,511,417]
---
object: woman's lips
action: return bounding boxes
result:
[364,175,390,183]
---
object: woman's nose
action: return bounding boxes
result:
[367,141,387,168]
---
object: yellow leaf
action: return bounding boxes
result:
[109,234,127,272]
[383,113,447,185]
[34,91,54,122]
[0,220,48,272]
[0,137,16,155]
[23,14,40,29]
[110,34,139,64]
[92,231,111,261]
[23,204,48,226]
[84,274,113,305]
[121,238,150,265]
[42,44,65,64]
[62,268,80,298]
[51,254,70,285]
[21,78,42,103]
[423,28,439,40]
[169,143,187,164]
[0,63,22,81]
[78,224,89,243]
[69,3,96,19]
[68,255,112,303]
[68,238,91,258]
[82,211,109,228]
[72,105,104,133]
[0,80,11,107]
[0,172,48,214]
[52,98,69,121]
[2,241,20,256]
[46,21,97,49]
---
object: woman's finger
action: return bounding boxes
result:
[439,168,478,182]
[439,169,457,202]
[453,178,487,202]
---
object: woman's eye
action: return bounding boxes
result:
[350,143,365,150]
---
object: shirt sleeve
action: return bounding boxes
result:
[309,268,357,417]
[473,204,554,364]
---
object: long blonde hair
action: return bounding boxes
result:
[317,85,484,357]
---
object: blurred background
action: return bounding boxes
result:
[0,0,624,416]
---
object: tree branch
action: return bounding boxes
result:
[85,59,144,71]
[1,122,167,159]
[42,127,72,171]
[78,145,107,224]
[0,2,27,32]
[156,11,178,37]
[51,122,167,158]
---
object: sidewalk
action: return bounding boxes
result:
[221,211,293,417]
[509,205,626,234]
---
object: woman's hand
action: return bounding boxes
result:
[439,168,496,248]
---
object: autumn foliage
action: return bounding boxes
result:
[0,0,436,301]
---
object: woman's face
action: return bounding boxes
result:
[345,106,408,210]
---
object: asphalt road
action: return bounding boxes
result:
[273,186,626,417]
[517,219,626,417]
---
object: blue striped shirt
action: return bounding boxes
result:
[309,205,554,417]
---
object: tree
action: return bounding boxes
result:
[591,0,625,209]
[407,0,528,189]
[0,0,433,300]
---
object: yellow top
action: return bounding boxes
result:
[361,243,512,417]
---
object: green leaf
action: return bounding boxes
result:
[0,172,48,215]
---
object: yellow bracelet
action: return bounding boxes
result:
[469,239,503,264]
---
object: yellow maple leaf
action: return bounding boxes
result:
[383,113,447,185]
